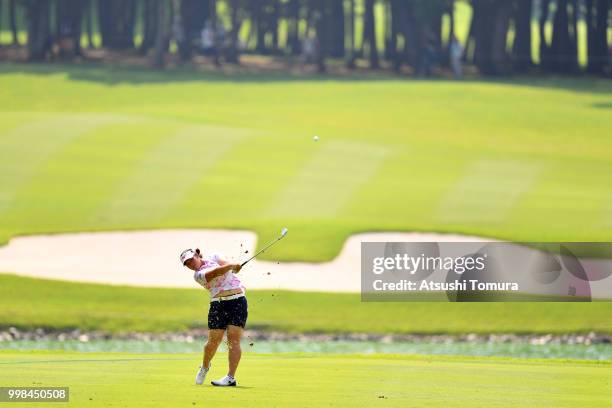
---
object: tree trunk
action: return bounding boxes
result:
[473,0,513,75]
[226,0,241,63]
[345,0,356,68]
[513,0,533,72]
[430,5,443,65]
[539,0,552,70]
[86,0,94,48]
[472,0,489,72]
[466,0,478,63]
[588,0,609,74]
[570,0,579,69]
[439,3,453,67]
[56,0,85,57]
[287,0,301,55]
[270,0,280,53]
[364,0,379,68]
[26,0,51,61]
[314,0,326,72]
[329,0,344,57]
[152,0,169,68]
[402,1,446,76]
[490,2,512,74]
[550,0,577,73]
[98,0,137,49]
[178,0,209,59]
[586,0,596,72]
[403,0,420,69]
[210,0,220,65]
[386,0,401,63]
[448,1,455,49]
[254,1,266,53]
[390,0,404,70]
[10,0,19,45]
[140,0,159,54]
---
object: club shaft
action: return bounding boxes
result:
[241,235,284,267]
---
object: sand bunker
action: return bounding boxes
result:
[0,229,490,292]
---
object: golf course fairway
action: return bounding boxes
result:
[0,350,609,407]
[1,66,612,262]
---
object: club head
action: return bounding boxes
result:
[281,227,288,237]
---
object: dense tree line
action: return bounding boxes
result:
[0,0,609,75]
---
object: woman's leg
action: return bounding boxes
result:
[226,325,243,377]
[203,329,225,368]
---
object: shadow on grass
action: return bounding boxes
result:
[592,102,612,109]
[0,61,611,95]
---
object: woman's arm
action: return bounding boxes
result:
[204,263,242,282]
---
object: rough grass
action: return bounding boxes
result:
[1,274,611,334]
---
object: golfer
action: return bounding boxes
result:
[180,248,247,387]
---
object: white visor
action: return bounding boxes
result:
[180,249,196,265]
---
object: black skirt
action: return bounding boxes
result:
[207,296,248,330]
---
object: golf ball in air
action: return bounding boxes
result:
[313,135,319,142]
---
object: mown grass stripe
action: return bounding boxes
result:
[0,113,125,216]
[95,125,250,226]
[437,159,544,224]
[267,140,391,218]
[0,119,178,232]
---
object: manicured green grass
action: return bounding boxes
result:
[0,350,609,407]
[0,64,611,262]
[1,274,611,334]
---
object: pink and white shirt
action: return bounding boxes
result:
[193,254,245,298]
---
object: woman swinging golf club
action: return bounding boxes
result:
[180,248,246,387]
[180,227,287,387]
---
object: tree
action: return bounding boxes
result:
[270,0,280,53]
[287,0,301,55]
[56,0,85,57]
[363,0,379,68]
[209,0,220,65]
[313,0,327,72]
[10,0,19,45]
[389,0,407,70]
[345,0,356,68]
[329,0,344,58]
[226,0,242,63]
[550,0,578,73]
[251,1,264,53]
[98,0,137,49]
[24,0,51,61]
[471,0,513,75]
[140,0,160,54]
[152,0,170,68]
[181,0,210,44]
[401,0,420,69]
[11,0,603,76]
[538,0,552,70]
[401,1,448,76]
[252,0,279,54]
[587,0,610,74]
[586,0,596,72]
[84,0,94,49]
[512,0,533,72]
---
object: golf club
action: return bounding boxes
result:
[240,227,288,267]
